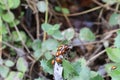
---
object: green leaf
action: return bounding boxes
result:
[102,0,117,5]
[1,25,8,35]
[62,28,74,41]
[16,57,28,73]
[40,59,53,74]
[33,49,43,60]
[9,19,20,27]
[26,38,32,48]
[5,71,24,80]
[62,8,70,14]
[79,27,95,42]
[54,6,61,12]
[10,0,20,9]
[105,63,120,80]
[90,71,104,80]
[32,39,41,51]
[11,31,27,42]
[106,48,120,63]
[54,6,70,14]
[2,11,14,23]
[52,30,64,40]
[44,51,53,60]
[72,66,91,80]
[5,60,14,67]
[109,13,120,26]
[114,31,120,48]
[41,23,52,32]
[0,65,9,78]
[42,39,58,51]
[62,59,79,79]
[0,17,2,27]
[37,1,46,13]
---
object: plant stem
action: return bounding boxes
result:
[43,0,48,41]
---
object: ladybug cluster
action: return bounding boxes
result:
[51,45,69,65]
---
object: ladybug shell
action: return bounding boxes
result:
[51,59,55,65]
[56,57,62,63]
[56,51,62,57]
[111,66,117,70]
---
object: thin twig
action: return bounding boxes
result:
[43,0,49,41]
[86,29,120,66]
[92,0,120,13]
[21,23,34,41]
[53,5,103,16]
[86,49,106,66]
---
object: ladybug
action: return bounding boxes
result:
[51,59,55,65]
[56,51,62,57]
[111,66,117,70]
[56,57,62,63]
[57,45,63,51]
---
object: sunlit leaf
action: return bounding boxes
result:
[106,48,120,63]
[37,1,46,13]
[10,0,20,9]
[2,11,14,23]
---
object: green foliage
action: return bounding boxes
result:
[5,71,23,80]
[71,58,91,80]
[37,1,46,13]
[55,6,70,14]
[32,39,42,51]
[109,13,120,26]
[105,63,120,80]
[102,0,117,5]
[16,57,28,73]
[0,0,20,9]
[2,11,15,23]
[90,71,104,80]
[11,31,27,42]
[79,27,96,42]
[114,30,120,48]
[33,49,43,60]
[42,38,58,51]
[42,23,64,40]
[0,65,9,78]
[5,60,14,67]
[40,59,53,74]
[62,28,75,41]
[62,59,79,79]
[0,17,2,26]
[106,48,120,63]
